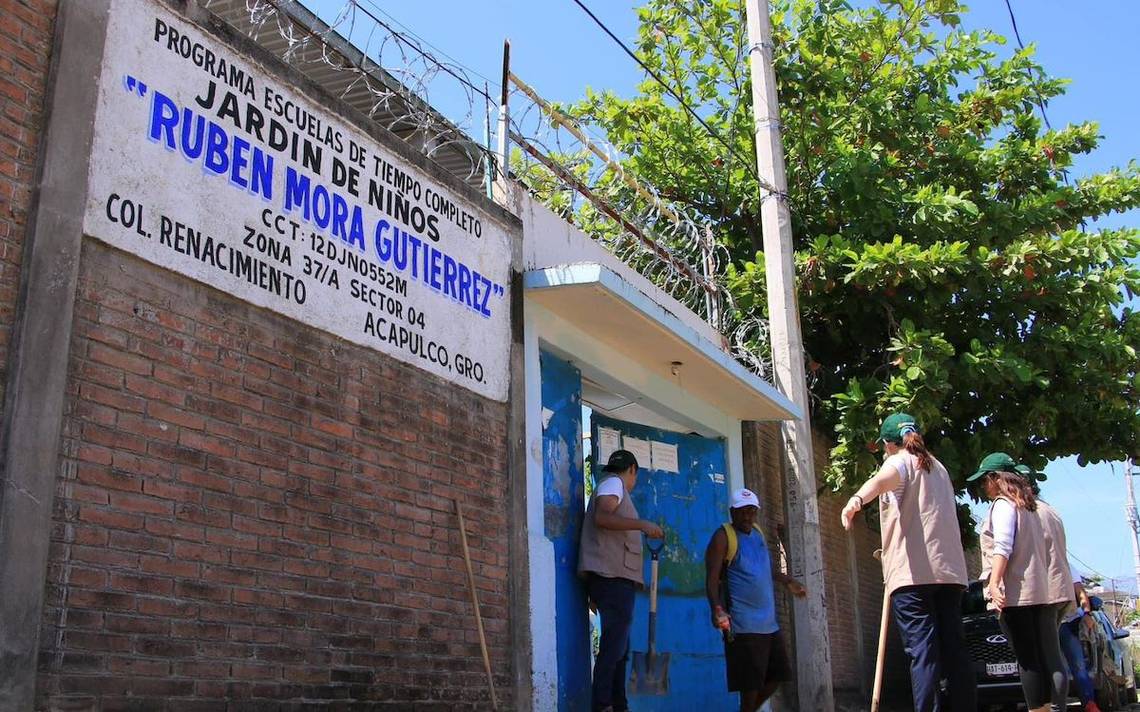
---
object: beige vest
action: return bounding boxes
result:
[578,477,644,586]
[980,496,1052,607]
[1037,500,1076,610]
[879,453,969,596]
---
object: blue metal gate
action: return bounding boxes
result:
[539,350,591,711]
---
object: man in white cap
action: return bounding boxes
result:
[704,488,806,712]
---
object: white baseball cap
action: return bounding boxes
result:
[730,488,760,509]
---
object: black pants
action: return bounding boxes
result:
[999,603,1070,711]
[587,574,635,712]
[891,584,977,712]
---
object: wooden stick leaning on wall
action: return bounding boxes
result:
[457,500,498,710]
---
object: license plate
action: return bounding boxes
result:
[986,662,1018,676]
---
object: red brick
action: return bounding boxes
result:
[88,342,152,376]
[172,541,227,565]
[108,530,172,556]
[108,573,174,597]
[77,506,143,531]
[144,517,204,542]
[142,478,200,503]
[138,554,199,578]
[108,491,173,517]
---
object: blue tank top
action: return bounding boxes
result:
[725,528,779,634]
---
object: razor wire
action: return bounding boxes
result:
[506,72,774,377]
[201,0,497,186]
[198,0,774,380]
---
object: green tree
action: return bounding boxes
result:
[544,0,1140,492]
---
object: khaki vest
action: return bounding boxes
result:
[1036,500,1075,610]
[980,496,1052,607]
[578,477,644,586]
[879,453,969,596]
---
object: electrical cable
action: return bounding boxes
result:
[567,0,785,198]
[1001,0,1053,131]
[1068,548,1107,582]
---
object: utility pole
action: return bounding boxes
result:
[494,40,511,196]
[1125,458,1140,602]
[744,1,835,710]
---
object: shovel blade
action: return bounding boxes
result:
[629,651,671,695]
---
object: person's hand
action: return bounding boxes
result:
[641,521,664,539]
[712,605,731,632]
[987,580,1006,612]
[840,496,862,531]
[785,579,808,598]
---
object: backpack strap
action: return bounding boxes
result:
[722,522,765,565]
[722,522,737,564]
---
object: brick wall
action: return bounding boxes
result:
[35,244,512,710]
[0,0,58,412]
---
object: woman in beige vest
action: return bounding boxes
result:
[840,413,975,712]
[969,453,1069,712]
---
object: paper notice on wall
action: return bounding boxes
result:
[650,441,679,473]
[597,427,621,464]
[621,436,652,470]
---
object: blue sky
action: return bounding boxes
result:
[308,0,1140,584]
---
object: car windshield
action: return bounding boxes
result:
[962,580,988,615]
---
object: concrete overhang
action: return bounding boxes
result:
[524,264,801,422]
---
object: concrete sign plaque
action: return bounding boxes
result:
[83,0,511,400]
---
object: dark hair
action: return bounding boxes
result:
[986,470,1037,512]
[901,431,933,473]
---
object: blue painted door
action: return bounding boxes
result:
[590,415,734,711]
[540,350,591,711]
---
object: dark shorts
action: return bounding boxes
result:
[724,631,791,692]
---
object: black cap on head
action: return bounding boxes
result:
[602,449,639,473]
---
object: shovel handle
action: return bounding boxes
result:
[648,543,661,654]
[649,558,659,614]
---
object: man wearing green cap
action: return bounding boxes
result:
[841,413,974,712]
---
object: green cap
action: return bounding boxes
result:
[967,452,1042,483]
[878,413,919,444]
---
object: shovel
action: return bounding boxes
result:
[630,538,670,695]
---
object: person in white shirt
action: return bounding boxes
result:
[969,452,1070,712]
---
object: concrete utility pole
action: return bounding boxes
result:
[494,40,511,194]
[744,1,835,709]
[1125,458,1140,600]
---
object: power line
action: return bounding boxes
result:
[1069,548,1107,581]
[1001,0,1053,131]
[567,0,783,198]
